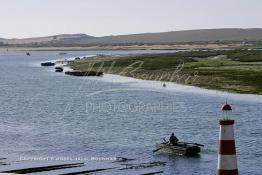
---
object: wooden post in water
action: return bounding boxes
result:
[217,102,238,175]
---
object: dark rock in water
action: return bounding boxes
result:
[65,71,103,76]
[55,67,63,72]
[41,62,55,66]
[75,57,80,60]
[26,52,30,56]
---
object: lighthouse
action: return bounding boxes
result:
[217,102,238,175]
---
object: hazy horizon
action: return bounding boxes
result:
[1,0,262,38]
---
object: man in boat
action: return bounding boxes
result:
[169,133,179,146]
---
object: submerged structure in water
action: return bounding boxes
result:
[65,71,103,76]
[41,62,55,66]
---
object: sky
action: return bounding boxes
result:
[0,0,262,38]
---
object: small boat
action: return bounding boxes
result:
[65,71,103,77]
[59,52,67,55]
[155,142,201,156]
[55,67,63,72]
[41,62,55,66]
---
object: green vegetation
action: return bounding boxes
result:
[68,50,262,94]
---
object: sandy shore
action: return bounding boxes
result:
[0,43,245,51]
[99,74,262,103]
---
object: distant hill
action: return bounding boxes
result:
[0,34,94,45]
[1,28,262,46]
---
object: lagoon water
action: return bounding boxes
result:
[0,50,261,175]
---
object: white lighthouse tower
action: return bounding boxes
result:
[217,102,238,175]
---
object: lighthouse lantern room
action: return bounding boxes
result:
[221,102,232,120]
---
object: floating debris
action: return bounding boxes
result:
[0,158,9,166]
[113,157,135,163]
[2,163,84,174]
[140,171,164,175]
[0,162,9,166]
[58,167,117,175]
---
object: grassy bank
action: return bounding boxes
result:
[68,50,262,94]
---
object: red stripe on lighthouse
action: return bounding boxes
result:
[220,120,234,125]
[219,140,236,155]
[217,169,238,175]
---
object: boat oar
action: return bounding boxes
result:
[153,147,164,153]
[178,142,204,147]
[153,140,169,153]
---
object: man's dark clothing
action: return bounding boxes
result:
[170,135,179,146]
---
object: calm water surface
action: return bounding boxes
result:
[0,50,261,175]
